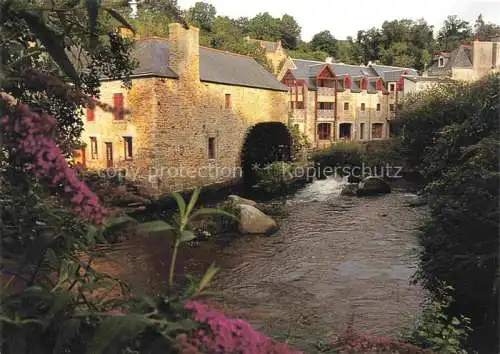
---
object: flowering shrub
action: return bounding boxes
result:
[1,101,106,224]
[184,301,302,354]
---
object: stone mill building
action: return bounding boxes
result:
[78,23,289,194]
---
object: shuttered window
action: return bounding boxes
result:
[113,93,124,120]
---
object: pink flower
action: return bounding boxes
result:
[1,102,106,225]
[184,301,302,354]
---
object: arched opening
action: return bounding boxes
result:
[339,123,352,140]
[241,122,293,186]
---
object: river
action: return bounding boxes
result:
[94,177,428,352]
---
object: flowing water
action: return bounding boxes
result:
[95,177,428,352]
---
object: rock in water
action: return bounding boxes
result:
[357,177,391,196]
[228,195,257,207]
[341,183,359,196]
[408,195,428,207]
[238,204,278,235]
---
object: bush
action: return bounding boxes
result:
[396,74,499,353]
[404,285,472,354]
[241,122,293,186]
[255,161,293,194]
[312,141,363,170]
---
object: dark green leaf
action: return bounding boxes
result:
[170,192,187,220]
[137,220,174,234]
[185,188,201,218]
[179,230,196,242]
[86,314,148,354]
[17,11,80,84]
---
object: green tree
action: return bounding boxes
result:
[247,12,281,41]
[473,14,500,41]
[395,75,500,353]
[185,1,217,32]
[310,30,338,57]
[279,14,301,50]
[288,41,329,61]
[356,27,383,63]
[437,15,473,51]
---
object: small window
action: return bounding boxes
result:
[438,57,444,67]
[113,93,124,120]
[317,123,331,140]
[86,107,95,121]
[90,137,98,160]
[360,123,365,140]
[208,137,216,159]
[123,136,133,160]
[390,104,395,112]
[376,103,381,111]
[294,124,300,130]
[372,123,384,139]
[225,93,231,109]
[360,103,366,111]
[344,102,349,111]
[389,83,396,92]
[296,101,305,109]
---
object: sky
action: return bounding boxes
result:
[176,0,500,41]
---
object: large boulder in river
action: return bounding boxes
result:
[357,177,391,196]
[228,195,257,207]
[238,204,278,235]
[408,194,428,207]
[341,183,359,196]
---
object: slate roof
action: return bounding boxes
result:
[427,44,472,77]
[124,38,287,91]
[132,38,179,78]
[287,58,417,90]
[370,64,418,82]
[199,47,287,91]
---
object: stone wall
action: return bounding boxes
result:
[150,78,288,193]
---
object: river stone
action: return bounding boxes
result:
[357,177,391,196]
[238,204,278,235]
[228,195,257,207]
[340,183,359,196]
[408,195,428,207]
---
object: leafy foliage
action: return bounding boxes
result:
[255,161,294,194]
[395,74,499,353]
[406,285,472,354]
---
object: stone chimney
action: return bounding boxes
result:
[168,23,200,82]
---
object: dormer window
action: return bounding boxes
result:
[344,76,352,89]
[438,56,445,67]
[360,78,368,90]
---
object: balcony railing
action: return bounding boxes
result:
[317,109,335,119]
[317,86,336,96]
